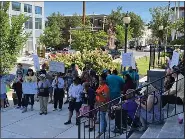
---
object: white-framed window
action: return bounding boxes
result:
[24,4,32,13]
[35,18,42,29]
[35,6,42,15]
[12,2,21,11]
[25,17,33,29]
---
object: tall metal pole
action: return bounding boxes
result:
[124,24,128,71]
[82,1,86,25]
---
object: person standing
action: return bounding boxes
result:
[52,73,65,111]
[95,74,110,134]
[12,71,24,109]
[106,69,124,104]
[22,69,37,113]
[16,63,26,77]
[64,77,83,125]
[71,63,78,78]
[38,74,51,115]
[64,69,73,104]
[0,75,7,112]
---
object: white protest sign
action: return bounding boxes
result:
[170,51,180,68]
[32,54,40,71]
[131,56,136,69]
[49,61,65,73]
[122,52,133,67]
[22,82,38,94]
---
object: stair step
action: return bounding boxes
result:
[139,104,175,138]
[129,131,144,139]
[157,105,184,138]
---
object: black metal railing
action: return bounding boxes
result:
[77,67,184,139]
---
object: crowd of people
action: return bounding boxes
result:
[0,57,184,135]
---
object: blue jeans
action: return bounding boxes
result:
[100,111,107,133]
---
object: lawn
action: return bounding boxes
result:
[136,56,150,76]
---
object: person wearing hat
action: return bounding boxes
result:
[52,72,65,111]
[135,82,164,131]
[38,74,51,115]
[162,66,184,107]
[12,71,24,109]
[22,68,37,113]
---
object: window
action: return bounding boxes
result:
[24,4,32,13]
[35,6,42,15]
[25,17,33,29]
[12,2,21,11]
[35,18,42,29]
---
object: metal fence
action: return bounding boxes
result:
[77,67,184,139]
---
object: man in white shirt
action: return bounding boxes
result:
[52,73,65,111]
[64,77,83,125]
[162,66,184,107]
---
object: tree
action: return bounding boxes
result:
[149,6,172,41]
[0,2,29,74]
[129,12,144,39]
[115,25,133,49]
[71,27,108,52]
[39,21,63,48]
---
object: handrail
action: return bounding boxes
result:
[78,67,184,118]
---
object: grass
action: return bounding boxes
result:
[136,56,150,76]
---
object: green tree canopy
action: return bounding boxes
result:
[71,27,108,52]
[149,6,172,40]
[39,21,63,48]
[0,2,29,74]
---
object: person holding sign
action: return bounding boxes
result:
[22,69,37,113]
[38,74,51,115]
[0,75,7,112]
[52,73,65,111]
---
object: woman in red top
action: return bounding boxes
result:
[95,74,109,134]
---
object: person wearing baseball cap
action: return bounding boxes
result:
[37,74,51,115]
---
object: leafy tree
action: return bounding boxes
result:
[115,25,133,49]
[171,17,184,34]
[0,2,29,74]
[39,21,63,48]
[149,6,172,42]
[129,12,144,38]
[71,27,108,52]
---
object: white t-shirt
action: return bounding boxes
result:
[68,83,83,102]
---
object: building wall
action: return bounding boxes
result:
[8,1,45,53]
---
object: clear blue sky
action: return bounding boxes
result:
[44,1,184,23]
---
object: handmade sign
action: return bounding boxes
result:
[32,54,40,71]
[22,82,38,94]
[49,61,65,73]
[131,56,136,69]
[0,80,7,94]
[122,52,133,67]
[170,51,180,68]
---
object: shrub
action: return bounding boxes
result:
[49,50,120,74]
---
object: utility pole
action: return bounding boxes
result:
[82,1,86,25]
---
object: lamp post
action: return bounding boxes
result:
[158,25,164,66]
[123,11,131,71]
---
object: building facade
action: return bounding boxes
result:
[1,1,45,53]
[170,6,184,40]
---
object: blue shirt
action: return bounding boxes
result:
[106,74,124,99]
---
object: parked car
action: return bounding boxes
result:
[108,49,121,60]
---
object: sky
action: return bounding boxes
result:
[44,1,184,23]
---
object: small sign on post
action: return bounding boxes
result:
[22,82,38,94]
[49,61,65,73]
[170,51,180,68]
[32,54,40,71]
[122,52,133,67]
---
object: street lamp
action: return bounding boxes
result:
[158,25,164,66]
[123,11,131,71]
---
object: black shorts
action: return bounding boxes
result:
[68,101,82,112]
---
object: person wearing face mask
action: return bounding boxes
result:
[38,74,51,115]
[12,71,24,109]
[22,68,37,113]
[52,72,65,111]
